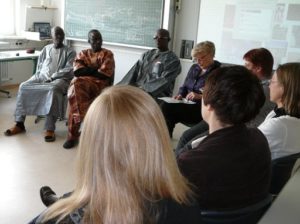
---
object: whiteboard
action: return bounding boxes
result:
[197,0,300,68]
[64,0,164,47]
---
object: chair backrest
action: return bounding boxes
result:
[200,194,273,224]
[270,152,300,195]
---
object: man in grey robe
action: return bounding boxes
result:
[4,26,76,142]
[118,28,181,98]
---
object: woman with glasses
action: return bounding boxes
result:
[160,41,221,137]
[258,62,300,160]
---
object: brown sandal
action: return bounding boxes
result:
[44,130,56,142]
[4,125,26,136]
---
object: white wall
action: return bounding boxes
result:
[173,0,200,56]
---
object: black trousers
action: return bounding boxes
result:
[160,100,203,137]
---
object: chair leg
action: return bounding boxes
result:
[35,115,45,124]
[0,89,10,98]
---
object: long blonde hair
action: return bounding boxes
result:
[41,85,192,223]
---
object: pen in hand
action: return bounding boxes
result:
[186,92,194,101]
[186,92,202,101]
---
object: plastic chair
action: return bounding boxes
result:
[35,92,68,123]
[200,194,273,224]
[270,152,300,195]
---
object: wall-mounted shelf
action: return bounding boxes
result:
[22,31,52,41]
[0,41,9,45]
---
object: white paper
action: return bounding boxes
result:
[158,97,196,104]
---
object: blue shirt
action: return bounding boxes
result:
[178,61,221,100]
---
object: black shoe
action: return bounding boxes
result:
[40,186,58,207]
[63,139,77,149]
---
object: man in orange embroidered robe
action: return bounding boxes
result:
[64,29,115,149]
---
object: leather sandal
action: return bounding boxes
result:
[4,125,26,136]
[44,130,56,142]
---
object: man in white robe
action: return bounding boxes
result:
[4,26,76,142]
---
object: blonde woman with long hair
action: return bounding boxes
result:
[30,85,202,224]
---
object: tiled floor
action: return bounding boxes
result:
[0,88,77,223]
[0,87,188,223]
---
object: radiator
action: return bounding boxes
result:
[0,62,12,82]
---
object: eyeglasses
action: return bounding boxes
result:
[193,54,209,62]
[153,36,169,40]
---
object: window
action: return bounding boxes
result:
[0,1,15,35]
